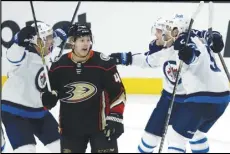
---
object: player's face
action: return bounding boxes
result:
[45,35,54,52]
[39,34,54,56]
[73,36,91,57]
[154,28,163,40]
[169,27,179,38]
[36,34,54,56]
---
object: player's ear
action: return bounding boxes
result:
[68,36,75,49]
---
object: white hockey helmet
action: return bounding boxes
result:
[151,17,168,34]
[30,22,53,47]
[151,17,173,42]
[167,14,190,36]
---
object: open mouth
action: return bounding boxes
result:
[82,48,88,52]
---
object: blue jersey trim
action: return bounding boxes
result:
[185,91,230,104]
[145,55,153,68]
[162,90,186,103]
[2,104,48,119]
[7,51,26,64]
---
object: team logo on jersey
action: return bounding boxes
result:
[163,61,182,85]
[61,81,97,103]
[100,53,110,61]
[35,67,48,92]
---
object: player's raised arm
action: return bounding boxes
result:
[6,26,36,66]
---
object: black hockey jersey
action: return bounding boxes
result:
[49,50,126,137]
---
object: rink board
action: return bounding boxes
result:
[2,2,230,95]
[1,76,163,94]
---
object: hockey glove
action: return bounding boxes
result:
[41,91,58,110]
[178,45,195,65]
[210,32,224,53]
[104,113,124,140]
[109,52,132,66]
[15,26,36,47]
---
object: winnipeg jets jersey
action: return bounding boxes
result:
[131,29,229,103]
[132,44,186,97]
[2,28,66,118]
[176,34,230,104]
[2,44,53,118]
[2,45,64,119]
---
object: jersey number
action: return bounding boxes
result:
[207,46,221,72]
[114,73,121,83]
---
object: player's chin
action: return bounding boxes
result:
[79,50,90,57]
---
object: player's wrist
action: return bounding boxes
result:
[106,112,123,123]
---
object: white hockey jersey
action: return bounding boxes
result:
[177,35,230,104]
[132,41,187,103]
[2,42,64,118]
[131,29,229,104]
[133,45,186,94]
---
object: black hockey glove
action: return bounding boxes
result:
[178,45,195,65]
[41,91,58,110]
[210,32,224,53]
[104,113,124,140]
[109,52,132,66]
[16,26,36,47]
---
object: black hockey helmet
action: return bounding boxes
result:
[68,23,92,42]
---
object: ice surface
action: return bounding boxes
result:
[3,94,230,153]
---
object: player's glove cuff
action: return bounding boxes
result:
[110,52,132,66]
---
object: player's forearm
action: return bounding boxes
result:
[132,53,160,68]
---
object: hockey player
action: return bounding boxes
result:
[1,21,67,153]
[109,14,226,153]
[41,23,126,153]
[168,16,229,153]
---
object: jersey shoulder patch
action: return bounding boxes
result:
[99,53,111,61]
[92,51,116,69]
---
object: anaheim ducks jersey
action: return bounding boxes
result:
[49,50,126,136]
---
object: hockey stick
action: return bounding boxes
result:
[54,1,81,62]
[158,1,204,153]
[30,1,52,92]
[208,1,230,82]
